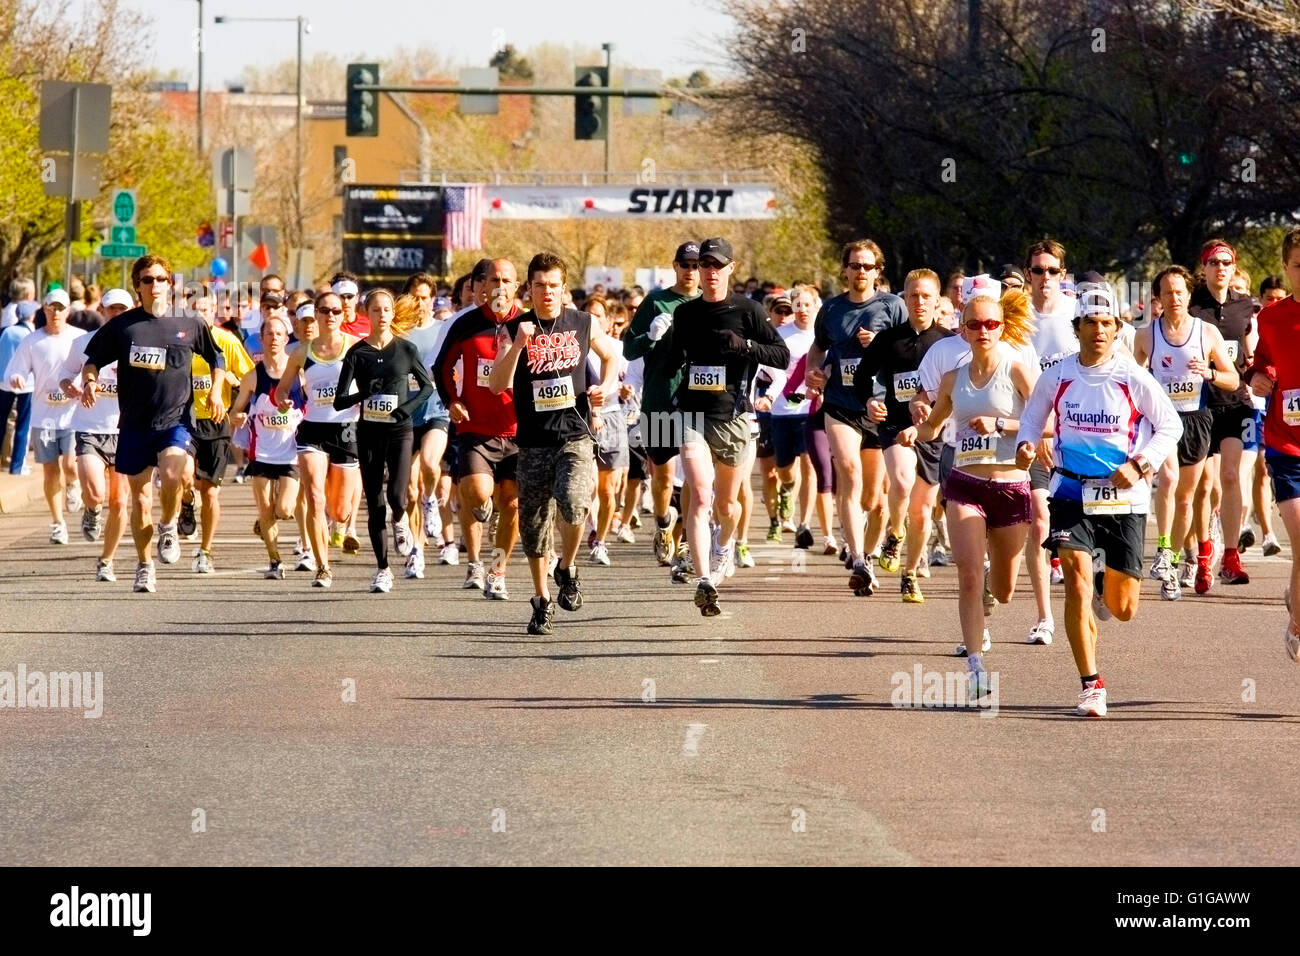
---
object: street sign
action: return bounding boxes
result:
[39,81,111,153]
[98,243,147,259]
[459,67,499,115]
[111,189,138,226]
[41,154,103,201]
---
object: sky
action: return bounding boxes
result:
[108,0,738,90]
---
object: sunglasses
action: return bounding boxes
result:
[773,307,793,315]
[676,261,700,269]
[699,260,726,270]
[338,293,357,300]
[964,319,1002,331]
[139,275,170,285]
[847,262,878,271]
[1205,258,1234,267]
[317,306,344,315]
[1029,266,1064,276]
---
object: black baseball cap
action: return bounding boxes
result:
[698,238,733,265]
[674,241,700,264]
[998,263,1026,284]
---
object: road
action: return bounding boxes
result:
[0,483,1297,865]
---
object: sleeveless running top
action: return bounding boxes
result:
[1151,316,1207,412]
[249,362,305,465]
[951,357,1025,468]
[301,336,359,424]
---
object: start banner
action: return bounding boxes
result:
[483,184,777,220]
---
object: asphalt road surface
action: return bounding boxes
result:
[1,482,1297,866]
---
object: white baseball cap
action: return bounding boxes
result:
[102,288,134,309]
[331,279,359,297]
[43,288,70,308]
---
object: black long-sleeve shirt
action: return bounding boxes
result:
[334,336,433,427]
[665,293,789,418]
[852,320,954,428]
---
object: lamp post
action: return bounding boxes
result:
[601,42,614,183]
[214,14,310,246]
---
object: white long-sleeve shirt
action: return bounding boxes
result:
[6,325,87,431]
[1016,350,1182,511]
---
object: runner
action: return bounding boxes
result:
[332,272,366,547]
[184,290,254,574]
[433,258,524,598]
[662,237,790,616]
[897,288,1039,694]
[489,252,621,634]
[585,296,629,566]
[1186,239,1258,585]
[58,288,132,580]
[623,242,701,568]
[231,311,305,579]
[76,255,225,593]
[1135,265,1238,599]
[6,288,86,544]
[853,268,955,602]
[274,293,361,588]
[1240,275,1288,557]
[1014,289,1181,716]
[1243,227,1300,660]
[333,289,433,593]
[805,239,908,596]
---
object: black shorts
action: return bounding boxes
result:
[823,403,881,449]
[628,442,649,482]
[1209,403,1253,455]
[413,417,449,448]
[879,424,941,486]
[755,413,775,460]
[643,409,681,468]
[457,433,518,483]
[771,415,809,469]
[1044,497,1145,579]
[296,419,359,466]
[1029,459,1051,492]
[1176,408,1213,467]
[247,460,299,481]
[74,431,118,468]
[191,417,232,484]
[937,442,955,496]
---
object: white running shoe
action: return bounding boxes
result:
[95,558,115,582]
[1149,547,1172,581]
[1160,569,1182,601]
[589,542,611,566]
[1179,553,1197,589]
[1076,681,1107,717]
[616,523,636,545]
[370,567,394,593]
[405,546,425,580]
[1026,620,1054,645]
[956,628,992,657]
[422,496,442,541]
[265,560,284,580]
[1049,560,1064,585]
[157,523,180,564]
[439,543,460,566]
[464,562,486,590]
[295,549,316,572]
[967,660,992,701]
[929,544,949,567]
[709,545,734,586]
[192,550,215,574]
[64,482,82,515]
[392,515,412,557]
[133,561,156,593]
[484,570,509,600]
[49,521,68,545]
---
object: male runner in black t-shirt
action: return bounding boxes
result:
[79,255,225,593]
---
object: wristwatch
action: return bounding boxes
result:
[1133,454,1153,476]
[995,417,1006,435]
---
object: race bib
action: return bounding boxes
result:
[954,428,997,468]
[129,345,166,371]
[408,373,420,394]
[531,376,575,411]
[688,365,726,392]
[1163,377,1202,412]
[192,373,213,394]
[1082,479,1132,515]
[1040,352,1069,371]
[1283,389,1300,427]
[363,393,398,422]
[893,371,921,402]
[44,389,69,405]
[839,358,859,388]
[311,383,336,406]
[1224,340,1239,363]
[98,379,118,397]
[476,358,493,388]
[259,409,294,430]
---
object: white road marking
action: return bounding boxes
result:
[698,658,720,664]
[682,722,707,756]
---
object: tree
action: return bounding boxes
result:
[489,44,534,81]
[721,0,1300,281]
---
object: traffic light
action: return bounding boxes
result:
[574,66,608,141]
[347,63,379,137]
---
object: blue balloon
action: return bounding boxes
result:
[210,257,228,277]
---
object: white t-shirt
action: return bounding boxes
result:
[761,323,816,417]
[6,326,88,430]
[1030,296,1080,373]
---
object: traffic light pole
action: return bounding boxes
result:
[602,43,614,183]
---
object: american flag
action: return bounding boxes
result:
[444,185,484,251]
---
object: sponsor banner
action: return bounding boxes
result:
[344,185,443,235]
[341,238,443,284]
[483,184,777,220]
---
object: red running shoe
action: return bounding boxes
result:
[1194,558,1213,595]
[1219,550,1250,585]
